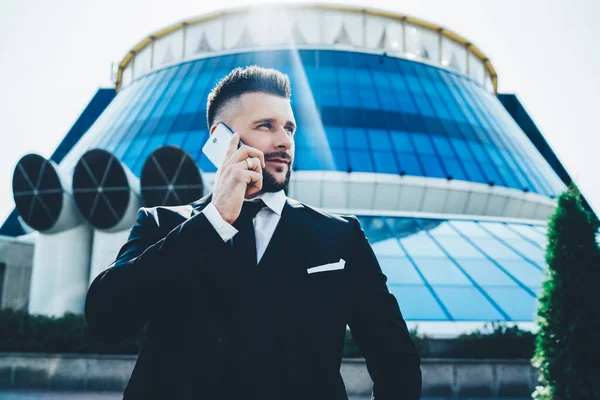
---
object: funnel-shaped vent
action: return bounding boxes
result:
[141,145,203,206]
[73,149,139,230]
[13,154,64,231]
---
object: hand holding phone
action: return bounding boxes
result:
[202,123,244,169]
[203,123,266,224]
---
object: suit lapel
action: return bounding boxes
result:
[256,198,305,271]
[192,194,333,268]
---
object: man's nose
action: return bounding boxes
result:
[274,127,293,149]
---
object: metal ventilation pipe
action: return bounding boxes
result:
[72,148,141,287]
[12,154,82,233]
[12,153,93,316]
[72,148,141,232]
[140,145,203,207]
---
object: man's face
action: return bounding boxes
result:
[215,92,296,193]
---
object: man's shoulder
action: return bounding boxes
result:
[137,203,196,228]
[289,198,359,231]
[139,192,211,224]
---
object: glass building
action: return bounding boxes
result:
[1,4,571,336]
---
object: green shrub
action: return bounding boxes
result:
[454,321,536,359]
[0,309,539,360]
[344,326,428,358]
[0,308,144,354]
[532,186,600,400]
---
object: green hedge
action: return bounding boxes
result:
[0,309,144,354]
[344,326,426,358]
[0,309,534,358]
[451,321,536,358]
[344,322,535,359]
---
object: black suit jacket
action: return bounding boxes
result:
[85,193,421,399]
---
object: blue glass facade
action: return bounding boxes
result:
[60,49,564,198]
[363,216,547,322]
[8,45,561,325]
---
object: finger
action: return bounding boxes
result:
[239,170,262,189]
[246,182,262,198]
[223,132,241,165]
[230,145,266,168]
[246,176,263,198]
[246,157,262,173]
[231,156,262,174]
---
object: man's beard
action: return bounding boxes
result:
[262,166,291,193]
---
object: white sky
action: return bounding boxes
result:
[1,0,599,223]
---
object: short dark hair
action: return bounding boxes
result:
[206,65,291,129]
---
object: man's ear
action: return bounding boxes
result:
[209,124,218,135]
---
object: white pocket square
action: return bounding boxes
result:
[307,258,346,274]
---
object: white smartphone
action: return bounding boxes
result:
[202,122,243,169]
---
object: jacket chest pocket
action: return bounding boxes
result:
[304,257,349,317]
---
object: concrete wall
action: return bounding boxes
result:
[0,236,34,310]
[342,359,539,397]
[0,353,539,397]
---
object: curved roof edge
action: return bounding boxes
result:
[115,3,498,92]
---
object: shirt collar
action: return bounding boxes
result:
[244,190,287,216]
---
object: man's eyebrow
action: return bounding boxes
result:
[252,118,275,125]
[251,118,297,130]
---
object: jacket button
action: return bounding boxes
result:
[216,336,228,345]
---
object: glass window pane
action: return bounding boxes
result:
[340,88,360,107]
[389,131,415,153]
[498,260,545,287]
[346,128,369,149]
[378,257,423,284]
[371,238,405,256]
[164,132,187,146]
[368,129,392,150]
[412,257,471,285]
[198,152,217,173]
[431,136,455,156]
[503,239,545,265]
[182,130,206,158]
[325,126,345,148]
[373,151,399,174]
[332,149,348,171]
[456,258,518,286]
[484,287,537,321]
[478,222,522,239]
[433,236,482,258]
[426,221,457,236]
[441,158,466,180]
[398,154,423,175]
[412,135,436,155]
[433,286,505,321]
[470,237,520,260]
[508,224,547,248]
[463,160,486,183]
[389,285,448,320]
[420,155,445,178]
[359,90,380,109]
[398,231,446,258]
[450,221,492,238]
[348,150,374,172]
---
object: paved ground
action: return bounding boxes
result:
[0,392,531,400]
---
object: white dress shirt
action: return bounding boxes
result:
[202,190,287,263]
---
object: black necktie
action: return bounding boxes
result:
[231,199,266,266]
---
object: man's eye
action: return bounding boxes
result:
[259,123,272,129]
[285,126,295,134]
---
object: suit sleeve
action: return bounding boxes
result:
[345,215,422,399]
[85,206,230,343]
